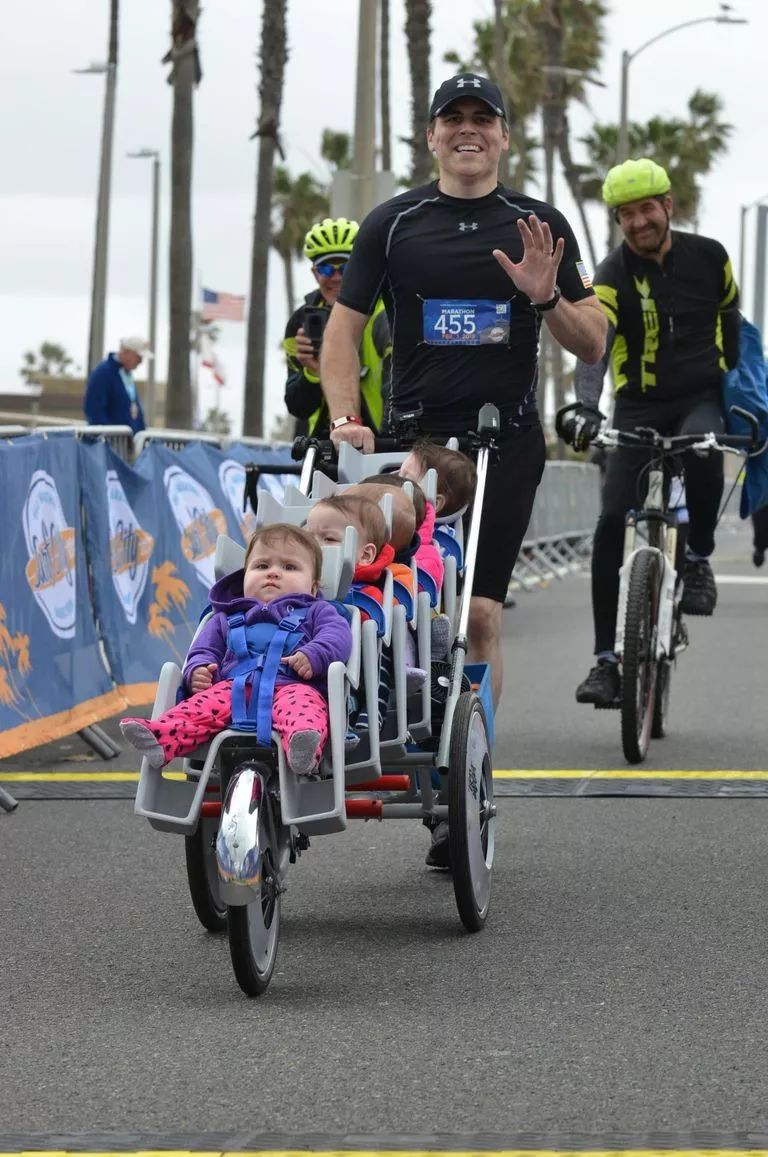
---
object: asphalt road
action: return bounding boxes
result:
[2,526,767,1142]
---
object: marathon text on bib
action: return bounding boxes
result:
[423,299,511,347]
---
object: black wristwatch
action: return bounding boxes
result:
[531,286,562,313]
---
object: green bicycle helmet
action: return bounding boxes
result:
[303,217,359,261]
[602,158,671,208]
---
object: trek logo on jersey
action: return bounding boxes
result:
[458,221,478,232]
[576,260,592,288]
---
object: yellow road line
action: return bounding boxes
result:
[0,770,184,782]
[494,768,768,780]
[2,769,768,783]
[6,1150,768,1157]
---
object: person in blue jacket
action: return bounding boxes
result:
[83,336,152,432]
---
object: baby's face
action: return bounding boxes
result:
[305,505,375,567]
[243,537,317,602]
[400,453,444,512]
[398,452,425,485]
[306,504,347,548]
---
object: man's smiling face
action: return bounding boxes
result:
[426,97,509,185]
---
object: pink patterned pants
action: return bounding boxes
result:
[143,679,329,765]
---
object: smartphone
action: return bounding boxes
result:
[303,307,328,354]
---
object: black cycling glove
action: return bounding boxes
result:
[561,404,604,452]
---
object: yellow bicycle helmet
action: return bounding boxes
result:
[602,158,671,208]
[303,217,359,261]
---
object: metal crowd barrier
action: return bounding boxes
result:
[511,460,601,593]
[0,423,135,464]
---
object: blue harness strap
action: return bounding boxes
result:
[227,608,309,744]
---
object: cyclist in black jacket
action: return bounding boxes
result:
[562,158,741,707]
[283,217,390,438]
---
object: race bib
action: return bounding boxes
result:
[423,299,511,346]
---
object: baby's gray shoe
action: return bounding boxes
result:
[287,729,322,777]
[430,613,451,659]
[120,719,165,769]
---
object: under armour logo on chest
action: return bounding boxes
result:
[457,77,481,89]
[458,222,478,232]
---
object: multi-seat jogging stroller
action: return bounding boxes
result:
[135,405,500,997]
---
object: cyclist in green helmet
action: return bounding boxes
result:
[562,157,742,707]
[283,217,391,438]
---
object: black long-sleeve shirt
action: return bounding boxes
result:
[575,231,740,409]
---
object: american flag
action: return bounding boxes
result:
[201,288,246,322]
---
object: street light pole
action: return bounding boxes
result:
[612,12,747,247]
[738,192,768,290]
[128,149,161,425]
[77,0,120,373]
[351,0,377,223]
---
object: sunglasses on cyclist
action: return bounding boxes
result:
[313,260,348,278]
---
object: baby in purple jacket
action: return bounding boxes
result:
[120,523,352,777]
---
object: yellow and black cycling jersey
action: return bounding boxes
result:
[283,290,391,437]
[578,230,740,407]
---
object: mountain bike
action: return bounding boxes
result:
[594,418,762,763]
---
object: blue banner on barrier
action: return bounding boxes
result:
[78,439,295,703]
[0,436,122,755]
[0,434,302,748]
[80,440,202,699]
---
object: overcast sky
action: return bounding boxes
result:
[1,0,765,434]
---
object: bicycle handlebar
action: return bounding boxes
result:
[556,402,767,459]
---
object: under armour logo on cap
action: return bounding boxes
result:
[458,222,479,232]
[429,73,506,120]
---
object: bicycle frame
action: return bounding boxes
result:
[615,457,680,663]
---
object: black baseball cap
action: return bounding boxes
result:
[429,74,506,120]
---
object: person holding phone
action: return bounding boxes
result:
[283,217,391,438]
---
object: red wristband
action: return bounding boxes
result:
[330,415,363,431]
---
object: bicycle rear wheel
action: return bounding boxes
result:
[621,550,660,764]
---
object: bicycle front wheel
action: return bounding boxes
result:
[621,550,660,764]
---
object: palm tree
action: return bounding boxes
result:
[243,0,288,437]
[404,0,432,185]
[271,167,329,316]
[163,1,201,430]
[446,1,543,189]
[446,0,605,207]
[580,89,732,243]
[321,129,352,171]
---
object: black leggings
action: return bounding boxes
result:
[592,390,725,654]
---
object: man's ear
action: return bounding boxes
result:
[360,541,377,565]
[434,492,446,514]
[662,193,674,217]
